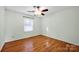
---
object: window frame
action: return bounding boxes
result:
[24,17,33,32]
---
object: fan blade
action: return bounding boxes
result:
[27,11,34,12]
[42,9,48,12]
[33,6,40,8]
[41,13,45,16]
[37,6,40,8]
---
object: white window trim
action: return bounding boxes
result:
[24,17,33,32]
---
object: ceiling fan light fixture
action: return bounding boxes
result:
[34,8,41,16]
[35,11,41,16]
[27,6,48,16]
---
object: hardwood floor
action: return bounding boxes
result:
[1,35,79,52]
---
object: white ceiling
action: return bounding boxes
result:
[5,6,73,16]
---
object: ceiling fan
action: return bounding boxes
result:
[27,6,48,16]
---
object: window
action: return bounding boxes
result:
[24,17,33,32]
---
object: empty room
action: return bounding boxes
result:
[0,6,79,52]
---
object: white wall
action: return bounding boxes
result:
[42,7,79,45]
[4,7,79,45]
[5,9,41,42]
[0,7,5,50]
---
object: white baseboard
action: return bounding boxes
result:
[0,43,5,52]
[5,34,41,43]
[42,34,79,46]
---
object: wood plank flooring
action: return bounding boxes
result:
[1,35,79,52]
